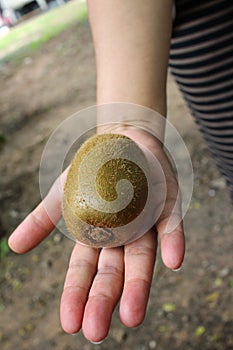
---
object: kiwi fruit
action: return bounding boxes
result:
[62,133,149,247]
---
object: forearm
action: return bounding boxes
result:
[87,0,173,116]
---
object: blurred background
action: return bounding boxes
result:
[0,1,232,349]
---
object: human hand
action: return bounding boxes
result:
[8,128,184,343]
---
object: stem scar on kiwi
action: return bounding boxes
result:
[62,133,149,248]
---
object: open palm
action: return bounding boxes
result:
[8,129,184,343]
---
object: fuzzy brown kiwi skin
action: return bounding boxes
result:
[62,133,149,247]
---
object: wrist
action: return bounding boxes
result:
[96,102,166,144]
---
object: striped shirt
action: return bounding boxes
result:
[169,0,233,201]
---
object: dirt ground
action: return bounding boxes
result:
[0,19,232,350]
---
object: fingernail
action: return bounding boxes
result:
[90,340,104,345]
[172,266,182,272]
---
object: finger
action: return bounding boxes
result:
[82,246,124,343]
[8,169,68,253]
[8,200,59,254]
[119,230,157,328]
[60,243,100,334]
[157,182,185,270]
[143,139,185,270]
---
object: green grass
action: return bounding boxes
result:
[0,238,10,258]
[0,0,88,62]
